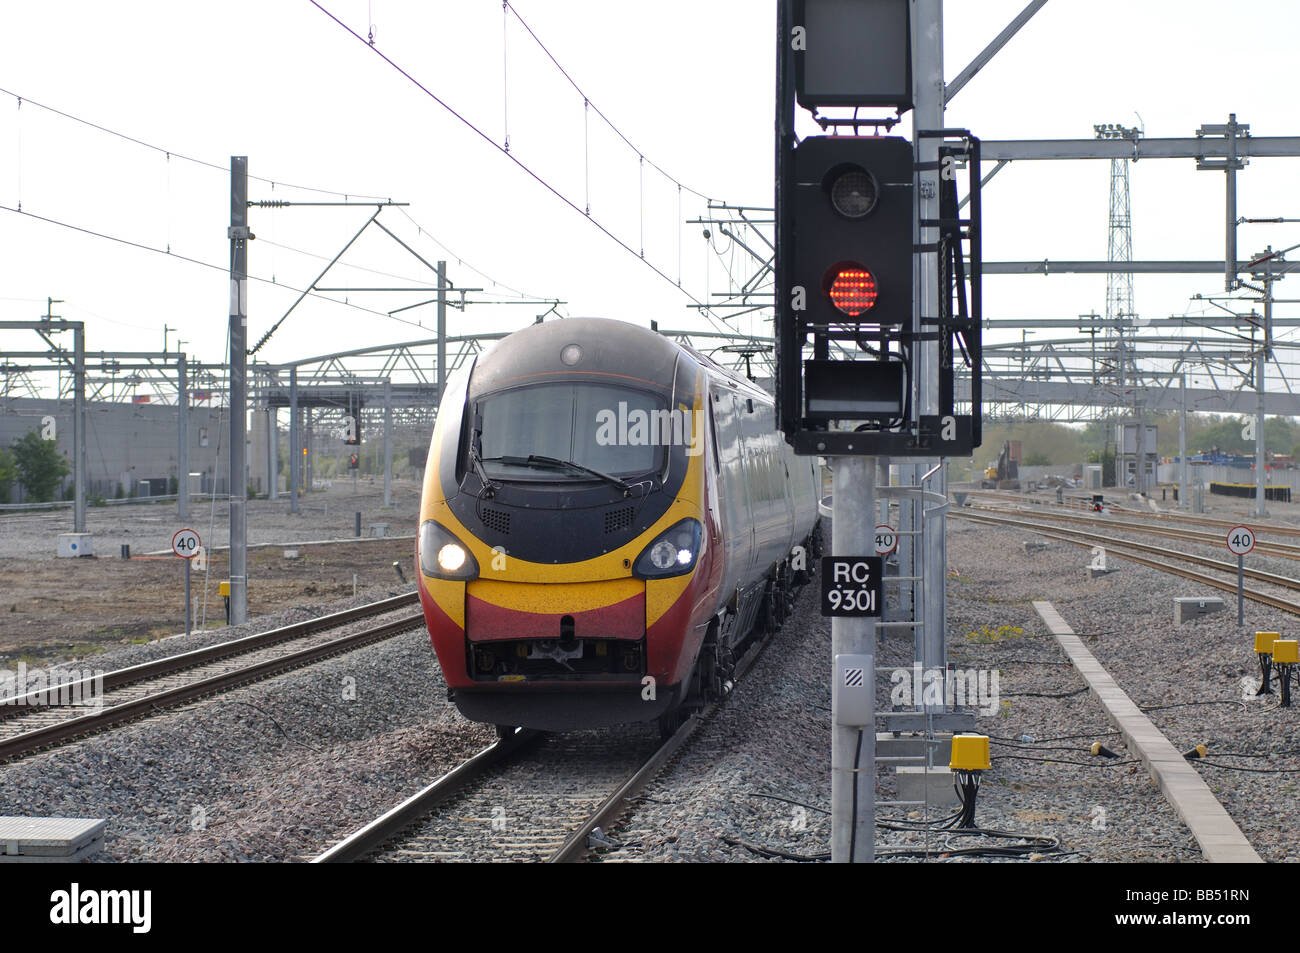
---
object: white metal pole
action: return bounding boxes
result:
[178,355,189,520]
[914,0,947,695]
[228,156,249,626]
[268,403,279,501]
[383,378,393,508]
[289,367,300,514]
[73,324,86,533]
[831,456,876,863]
[1179,373,1188,509]
[1256,261,1271,517]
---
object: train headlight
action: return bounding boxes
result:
[633,519,702,579]
[438,544,467,572]
[419,521,480,580]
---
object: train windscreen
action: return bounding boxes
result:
[477,381,666,480]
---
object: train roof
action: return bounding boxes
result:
[469,317,773,403]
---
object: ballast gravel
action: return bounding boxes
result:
[604,516,1200,863]
[976,495,1300,863]
[7,488,1274,863]
[0,587,492,862]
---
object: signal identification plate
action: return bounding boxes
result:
[820,556,883,618]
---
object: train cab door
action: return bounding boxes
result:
[732,395,759,575]
[710,387,756,584]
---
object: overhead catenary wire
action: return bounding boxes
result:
[309,1,738,338]
[501,1,712,201]
[0,85,390,202]
[0,203,445,338]
[393,207,557,302]
[258,236,553,301]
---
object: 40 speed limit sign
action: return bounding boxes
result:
[171,528,202,558]
[1226,526,1255,556]
[820,556,883,618]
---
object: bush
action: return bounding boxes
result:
[0,448,15,504]
[11,429,71,503]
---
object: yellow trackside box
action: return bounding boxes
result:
[949,734,991,771]
[1256,632,1280,654]
[220,581,231,597]
[1273,640,1299,665]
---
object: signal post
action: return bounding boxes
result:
[775,0,984,861]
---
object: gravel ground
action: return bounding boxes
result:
[6,581,418,690]
[606,517,1199,863]
[4,484,1258,863]
[0,587,493,862]
[976,496,1300,863]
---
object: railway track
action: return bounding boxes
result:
[963,487,1300,539]
[0,592,422,762]
[314,612,777,864]
[967,501,1300,560]
[954,509,1300,616]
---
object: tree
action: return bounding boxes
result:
[11,429,70,502]
[0,448,15,504]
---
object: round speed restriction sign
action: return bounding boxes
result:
[171,528,202,559]
[1226,525,1255,556]
[874,524,898,556]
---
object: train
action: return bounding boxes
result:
[416,317,822,735]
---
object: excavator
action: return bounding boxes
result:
[980,440,1021,490]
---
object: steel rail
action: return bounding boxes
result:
[954,512,1300,615]
[0,592,418,716]
[312,728,545,863]
[962,488,1300,539]
[968,502,1300,560]
[314,596,788,864]
[549,620,777,863]
[0,612,425,761]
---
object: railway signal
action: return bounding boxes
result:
[774,0,982,458]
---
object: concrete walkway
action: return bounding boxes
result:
[1033,600,1262,864]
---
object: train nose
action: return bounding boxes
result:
[463,579,647,681]
[466,578,645,642]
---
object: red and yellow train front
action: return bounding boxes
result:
[415,320,721,731]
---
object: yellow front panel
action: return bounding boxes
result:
[469,577,642,614]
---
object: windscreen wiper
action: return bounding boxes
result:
[468,444,498,498]
[485,454,644,496]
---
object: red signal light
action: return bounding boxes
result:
[827,264,878,316]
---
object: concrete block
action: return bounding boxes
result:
[1175,596,1226,624]
[876,732,953,765]
[1023,540,1049,554]
[283,549,300,560]
[368,522,389,538]
[56,533,93,558]
[896,766,961,809]
[1087,564,1117,579]
[0,816,106,862]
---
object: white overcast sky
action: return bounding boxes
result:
[0,1,1297,393]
